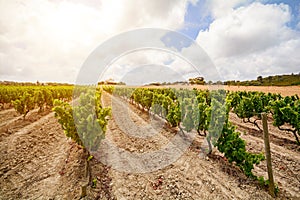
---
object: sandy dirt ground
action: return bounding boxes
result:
[0,91,299,199]
[93,92,299,199]
[0,108,88,199]
[229,113,300,197]
[223,85,300,97]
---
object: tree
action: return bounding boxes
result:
[257,76,263,83]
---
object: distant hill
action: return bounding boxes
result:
[146,73,300,87]
[224,73,300,86]
[0,81,73,86]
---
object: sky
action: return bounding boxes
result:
[0,0,299,84]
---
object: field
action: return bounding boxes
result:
[151,85,300,97]
[0,85,299,199]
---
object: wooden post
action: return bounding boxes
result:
[262,113,275,197]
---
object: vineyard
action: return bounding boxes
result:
[104,86,299,146]
[0,85,74,118]
[0,84,299,199]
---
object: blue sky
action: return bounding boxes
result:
[175,0,300,81]
[0,0,299,83]
[180,0,300,40]
[179,0,212,39]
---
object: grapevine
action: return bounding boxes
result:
[109,86,266,177]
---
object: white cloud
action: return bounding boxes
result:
[297,22,300,30]
[196,2,300,80]
[207,0,250,19]
[100,43,215,85]
[0,0,193,83]
[101,49,182,83]
[2,0,298,83]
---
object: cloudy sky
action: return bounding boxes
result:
[0,0,299,84]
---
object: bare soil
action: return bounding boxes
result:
[0,91,299,199]
[0,108,87,199]
[229,113,300,197]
